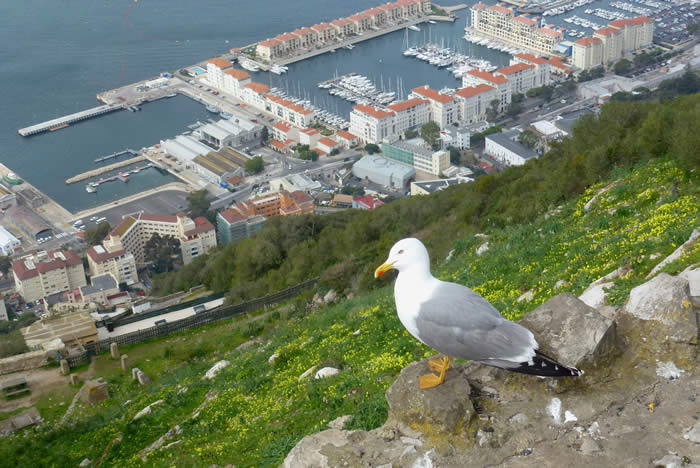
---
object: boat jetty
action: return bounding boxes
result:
[95,149,137,164]
[85,163,158,193]
[65,155,146,184]
[18,104,122,137]
[318,73,398,108]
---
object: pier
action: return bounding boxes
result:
[18,104,122,137]
[65,155,146,184]
[95,149,137,163]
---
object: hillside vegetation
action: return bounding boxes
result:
[1,95,699,467]
[153,93,700,305]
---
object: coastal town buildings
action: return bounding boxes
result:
[350,104,397,144]
[594,26,624,64]
[334,130,360,148]
[223,68,250,96]
[455,84,498,124]
[494,63,538,95]
[380,140,450,176]
[96,212,216,266]
[511,53,552,86]
[469,3,564,55]
[206,58,233,89]
[86,244,137,286]
[351,155,415,188]
[0,226,21,255]
[255,0,431,61]
[409,86,458,129]
[485,129,538,166]
[573,37,604,70]
[462,70,511,111]
[386,98,430,132]
[12,250,86,303]
[216,210,266,245]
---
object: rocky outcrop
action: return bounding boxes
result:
[285,272,699,467]
[80,378,109,404]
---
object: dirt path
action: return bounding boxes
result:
[0,367,67,412]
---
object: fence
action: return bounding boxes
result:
[85,278,318,356]
[106,291,226,328]
[65,351,90,368]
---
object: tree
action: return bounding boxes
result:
[518,129,539,149]
[447,146,461,165]
[506,101,522,117]
[614,58,632,76]
[330,148,340,156]
[486,99,500,121]
[144,233,181,274]
[511,93,524,103]
[245,156,265,174]
[364,143,380,154]
[187,190,211,218]
[84,222,111,247]
[0,256,10,275]
[260,126,269,144]
[404,129,418,139]
[420,121,440,149]
[341,186,365,197]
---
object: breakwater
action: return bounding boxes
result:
[65,156,146,184]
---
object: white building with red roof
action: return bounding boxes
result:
[223,68,250,96]
[572,37,603,70]
[353,195,385,211]
[462,70,512,111]
[409,86,458,129]
[99,212,216,266]
[494,62,537,94]
[454,84,497,124]
[311,22,336,43]
[350,104,397,144]
[594,27,623,63]
[511,53,552,85]
[299,127,321,147]
[330,19,355,38]
[256,38,285,60]
[608,16,653,53]
[266,94,314,127]
[12,250,87,302]
[335,130,360,148]
[387,97,430,132]
[292,27,319,48]
[240,82,270,109]
[206,58,232,89]
[316,137,340,154]
[272,121,299,143]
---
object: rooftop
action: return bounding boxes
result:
[537,27,563,38]
[387,97,430,112]
[496,62,535,75]
[575,37,602,46]
[224,68,250,80]
[486,129,538,160]
[207,58,232,69]
[335,130,358,140]
[466,69,508,84]
[455,84,495,98]
[318,137,338,147]
[411,86,455,103]
[513,53,549,65]
[412,177,467,194]
[353,104,394,119]
[594,27,621,36]
[244,82,270,94]
[488,4,513,15]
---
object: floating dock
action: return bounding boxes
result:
[18,104,122,137]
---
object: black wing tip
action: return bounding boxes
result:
[508,353,584,378]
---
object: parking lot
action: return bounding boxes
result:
[653,3,699,46]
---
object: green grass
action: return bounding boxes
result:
[0,157,698,466]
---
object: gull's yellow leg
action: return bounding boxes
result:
[419,356,451,389]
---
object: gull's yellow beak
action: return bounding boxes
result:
[374,261,395,278]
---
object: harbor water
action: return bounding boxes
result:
[0,0,657,212]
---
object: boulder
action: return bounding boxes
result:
[80,378,109,404]
[646,229,699,278]
[578,281,614,309]
[203,360,230,380]
[323,290,338,304]
[684,422,700,444]
[385,359,474,436]
[476,242,489,256]
[298,366,317,382]
[79,458,91,467]
[617,274,697,362]
[519,293,617,369]
[679,266,700,306]
[314,367,340,379]
[327,415,351,430]
[132,400,164,421]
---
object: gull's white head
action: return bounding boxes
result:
[374,237,431,278]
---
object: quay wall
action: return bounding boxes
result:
[65,155,146,184]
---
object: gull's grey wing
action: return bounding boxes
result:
[414,281,535,362]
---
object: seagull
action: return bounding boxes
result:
[375,238,583,389]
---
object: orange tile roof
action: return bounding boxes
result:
[258,38,281,48]
[609,16,651,28]
[273,121,292,132]
[513,53,549,64]
[488,4,513,14]
[455,84,495,98]
[224,68,250,80]
[207,58,232,69]
[513,16,537,26]
[466,70,509,85]
[472,2,487,8]
[301,127,320,135]
[311,22,332,31]
[537,27,563,38]
[266,94,313,115]
[244,82,270,94]
[312,148,327,156]
[277,32,297,41]
[594,27,620,36]
[318,137,338,147]
[353,104,394,119]
[336,130,358,140]
[548,57,570,72]
[496,62,535,75]
[387,97,429,112]
[331,18,351,26]
[575,37,602,46]
[411,86,454,103]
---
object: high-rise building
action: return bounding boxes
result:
[12,250,86,302]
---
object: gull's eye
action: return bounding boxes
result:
[398,249,404,254]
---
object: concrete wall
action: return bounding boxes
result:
[0,350,49,375]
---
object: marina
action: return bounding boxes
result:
[65,155,146,184]
[318,73,399,108]
[403,43,497,78]
[94,149,137,164]
[85,163,159,193]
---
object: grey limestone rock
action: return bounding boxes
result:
[519,293,617,369]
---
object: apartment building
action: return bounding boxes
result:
[12,250,86,302]
[494,63,538,95]
[266,94,314,127]
[206,58,233,89]
[511,53,552,86]
[572,37,603,70]
[86,244,137,286]
[608,16,653,52]
[409,86,458,128]
[222,68,250,96]
[380,141,450,176]
[240,82,270,109]
[470,3,564,55]
[386,97,430,132]
[594,26,624,64]
[101,212,216,265]
[216,210,267,245]
[462,70,511,111]
[350,104,397,144]
[454,84,497,124]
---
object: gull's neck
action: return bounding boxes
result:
[396,263,435,291]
